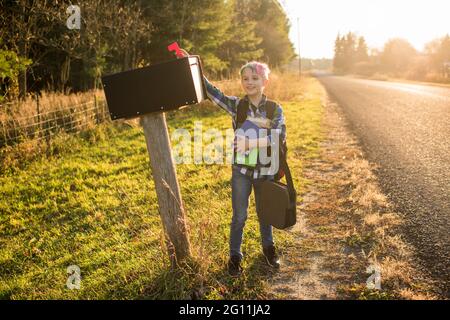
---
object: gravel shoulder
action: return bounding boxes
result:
[316,75,449,296]
[269,86,440,300]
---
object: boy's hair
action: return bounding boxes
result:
[239,61,270,81]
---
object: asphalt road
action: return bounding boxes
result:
[316,73,450,295]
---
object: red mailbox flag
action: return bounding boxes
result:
[168,42,184,58]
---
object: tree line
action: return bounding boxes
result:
[333,32,450,82]
[0,0,296,102]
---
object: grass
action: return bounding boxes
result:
[0,74,324,299]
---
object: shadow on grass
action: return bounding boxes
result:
[134,251,279,300]
[215,253,279,300]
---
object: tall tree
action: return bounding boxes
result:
[438,35,450,77]
[333,32,361,73]
[0,0,57,98]
[251,0,296,67]
[217,0,264,78]
[426,34,450,77]
[142,0,230,75]
[333,34,345,72]
[0,0,152,94]
[0,45,31,101]
[355,36,369,63]
[381,38,417,75]
[342,32,357,72]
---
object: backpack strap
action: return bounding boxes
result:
[235,98,249,130]
[265,100,277,120]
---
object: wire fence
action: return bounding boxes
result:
[0,98,110,148]
[0,78,240,150]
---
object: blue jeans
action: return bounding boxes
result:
[230,167,274,259]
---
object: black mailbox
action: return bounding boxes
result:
[101,56,207,120]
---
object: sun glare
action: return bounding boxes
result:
[285,0,450,58]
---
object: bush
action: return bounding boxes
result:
[354,61,377,77]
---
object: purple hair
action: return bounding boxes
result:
[240,61,271,80]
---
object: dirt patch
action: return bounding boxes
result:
[268,91,439,300]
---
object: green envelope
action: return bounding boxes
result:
[234,119,263,168]
[235,148,258,167]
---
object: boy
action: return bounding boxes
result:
[179,50,286,276]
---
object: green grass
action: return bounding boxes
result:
[0,77,324,299]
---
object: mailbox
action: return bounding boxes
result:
[101,56,207,120]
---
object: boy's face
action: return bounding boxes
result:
[240,67,268,97]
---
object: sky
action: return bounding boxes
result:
[282,0,450,59]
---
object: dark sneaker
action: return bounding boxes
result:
[228,255,242,277]
[263,245,280,269]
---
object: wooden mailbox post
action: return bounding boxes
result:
[102,55,207,265]
[141,112,190,264]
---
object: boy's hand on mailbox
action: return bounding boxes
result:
[178,49,190,58]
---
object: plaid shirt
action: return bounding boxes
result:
[203,76,287,179]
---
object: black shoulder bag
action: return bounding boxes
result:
[258,147,297,230]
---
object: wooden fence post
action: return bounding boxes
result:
[140,112,191,266]
[1,119,6,147]
[94,94,99,124]
[36,93,41,138]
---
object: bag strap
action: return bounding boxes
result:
[279,147,297,208]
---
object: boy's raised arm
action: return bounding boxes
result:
[203,76,238,117]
